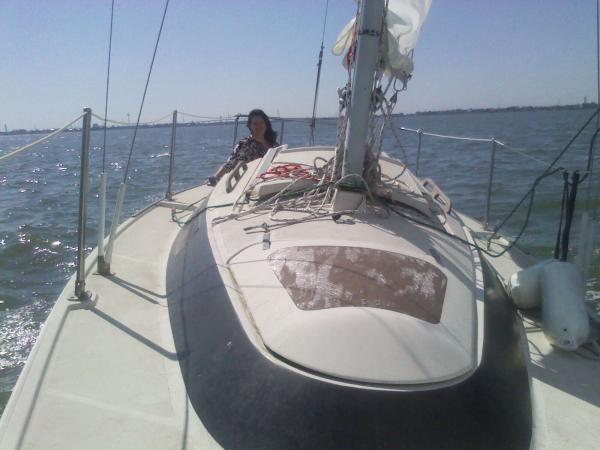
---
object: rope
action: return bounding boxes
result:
[0,113,85,162]
[171,200,234,227]
[399,127,492,143]
[258,163,317,181]
[122,0,171,184]
[178,111,232,121]
[398,125,548,165]
[213,155,345,224]
[380,101,408,170]
[91,112,172,126]
[213,176,325,224]
[102,0,115,173]
[180,112,340,128]
[385,202,516,259]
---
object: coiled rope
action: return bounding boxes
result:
[258,163,317,181]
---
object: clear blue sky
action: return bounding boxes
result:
[0,0,597,130]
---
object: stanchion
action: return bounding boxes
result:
[484,138,497,229]
[166,110,177,200]
[74,108,93,300]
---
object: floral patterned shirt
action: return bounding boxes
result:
[222,136,278,173]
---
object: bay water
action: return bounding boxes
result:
[1,109,599,414]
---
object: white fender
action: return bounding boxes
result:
[508,260,552,309]
[541,261,590,350]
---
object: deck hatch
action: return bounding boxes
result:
[269,246,447,323]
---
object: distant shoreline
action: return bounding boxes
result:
[403,102,598,117]
[2,103,597,137]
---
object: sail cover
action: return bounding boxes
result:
[333,0,432,85]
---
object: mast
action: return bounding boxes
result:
[341,0,385,186]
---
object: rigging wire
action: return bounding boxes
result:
[390,167,565,259]
[121,0,171,184]
[591,0,600,214]
[490,107,600,241]
[597,0,600,131]
[309,0,330,146]
[554,174,569,259]
[559,171,581,262]
[102,0,115,173]
[577,127,600,185]
[103,0,171,268]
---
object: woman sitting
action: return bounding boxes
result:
[209,109,279,184]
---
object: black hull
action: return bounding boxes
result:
[166,213,532,450]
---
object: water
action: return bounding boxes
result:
[0,110,599,415]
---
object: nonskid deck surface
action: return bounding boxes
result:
[0,185,221,450]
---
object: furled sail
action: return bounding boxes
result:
[333,0,432,86]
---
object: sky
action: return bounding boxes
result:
[0,0,598,130]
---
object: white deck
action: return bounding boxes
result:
[0,185,220,450]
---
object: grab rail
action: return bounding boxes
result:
[421,177,452,214]
[225,161,248,193]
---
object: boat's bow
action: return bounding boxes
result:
[194,145,484,390]
[162,145,533,450]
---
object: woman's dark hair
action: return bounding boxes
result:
[247,109,278,146]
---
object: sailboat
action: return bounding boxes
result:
[1,0,599,449]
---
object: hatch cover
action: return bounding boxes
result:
[269,246,447,324]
